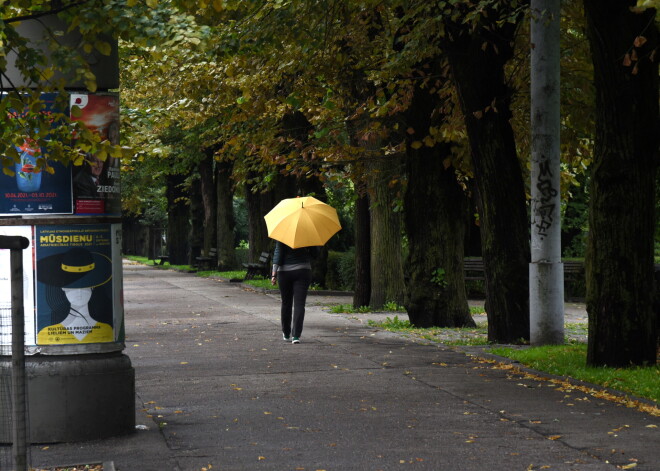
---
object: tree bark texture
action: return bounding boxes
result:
[368,152,405,308]
[405,154,475,327]
[583,0,658,366]
[245,176,275,262]
[166,173,190,265]
[216,159,236,270]
[443,11,530,342]
[403,64,475,328]
[189,175,204,265]
[199,149,217,257]
[353,180,371,308]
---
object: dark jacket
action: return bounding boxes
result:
[273,241,318,267]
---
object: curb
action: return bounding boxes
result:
[458,346,660,414]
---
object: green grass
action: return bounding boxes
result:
[489,344,660,403]
[367,315,489,346]
[365,312,658,403]
[125,255,195,271]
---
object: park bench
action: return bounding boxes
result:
[562,260,584,282]
[195,248,217,270]
[243,251,270,280]
[463,258,486,281]
[462,257,585,283]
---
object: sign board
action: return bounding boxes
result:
[70,93,121,216]
[0,93,73,215]
[0,223,124,352]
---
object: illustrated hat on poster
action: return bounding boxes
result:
[37,247,111,289]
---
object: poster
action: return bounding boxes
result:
[0,226,36,354]
[70,93,121,216]
[35,224,115,345]
[0,93,73,215]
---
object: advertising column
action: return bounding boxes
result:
[0,93,133,443]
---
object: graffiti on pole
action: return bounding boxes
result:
[532,159,558,240]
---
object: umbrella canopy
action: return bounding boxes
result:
[264,196,341,248]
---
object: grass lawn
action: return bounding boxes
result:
[364,315,658,405]
[489,344,660,403]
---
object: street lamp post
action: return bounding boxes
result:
[530,0,565,345]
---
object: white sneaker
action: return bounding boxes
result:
[283,333,291,341]
[291,337,300,344]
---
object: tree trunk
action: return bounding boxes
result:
[443,10,530,343]
[245,178,274,262]
[199,150,217,257]
[583,0,658,366]
[166,174,190,265]
[403,63,475,328]
[353,180,371,308]
[189,175,203,266]
[368,152,405,308]
[216,159,236,269]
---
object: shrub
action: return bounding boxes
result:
[326,249,355,291]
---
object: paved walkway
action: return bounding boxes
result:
[29,262,658,471]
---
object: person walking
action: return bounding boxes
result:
[270,241,316,344]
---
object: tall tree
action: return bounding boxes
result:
[367,150,406,308]
[353,181,371,308]
[401,54,475,328]
[199,147,217,257]
[166,173,190,265]
[441,2,531,342]
[583,0,658,366]
[216,159,237,269]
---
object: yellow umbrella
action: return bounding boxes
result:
[264,196,342,248]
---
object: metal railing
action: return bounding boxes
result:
[0,235,31,471]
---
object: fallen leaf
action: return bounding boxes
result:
[258,456,266,461]
[548,435,562,440]
[633,36,647,47]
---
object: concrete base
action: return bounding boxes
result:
[0,353,135,443]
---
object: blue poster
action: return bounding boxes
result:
[35,224,115,345]
[0,93,73,215]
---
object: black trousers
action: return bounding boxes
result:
[278,268,312,338]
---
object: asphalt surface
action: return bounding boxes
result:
[28,261,659,471]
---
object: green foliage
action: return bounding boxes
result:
[329,303,405,314]
[489,345,660,403]
[430,268,448,288]
[326,250,356,291]
[367,316,490,346]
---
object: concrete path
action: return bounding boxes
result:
[29,262,659,471]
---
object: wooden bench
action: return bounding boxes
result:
[195,248,217,270]
[243,251,270,280]
[563,260,584,281]
[462,258,585,282]
[463,258,486,281]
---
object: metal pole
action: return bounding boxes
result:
[530,0,564,345]
[1,235,30,471]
